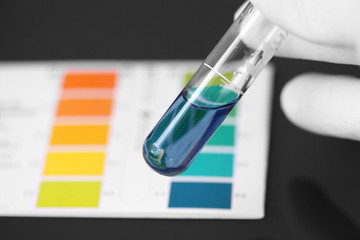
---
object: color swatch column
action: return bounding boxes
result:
[37,71,117,207]
[168,72,237,209]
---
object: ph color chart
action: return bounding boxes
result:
[37,72,116,207]
[0,61,273,219]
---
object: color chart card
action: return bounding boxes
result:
[0,61,273,219]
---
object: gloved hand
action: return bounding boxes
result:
[251,0,360,141]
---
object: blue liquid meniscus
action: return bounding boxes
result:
[143,85,241,176]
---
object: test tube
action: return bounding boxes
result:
[143,1,287,176]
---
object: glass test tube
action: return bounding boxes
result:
[143,1,287,176]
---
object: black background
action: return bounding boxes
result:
[1,0,360,239]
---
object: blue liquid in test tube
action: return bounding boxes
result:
[143,1,287,176]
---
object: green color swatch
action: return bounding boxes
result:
[183,71,195,86]
[207,125,235,146]
[228,107,237,117]
[183,71,234,87]
[37,181,101,207]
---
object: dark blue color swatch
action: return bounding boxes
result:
[168,182,232,209]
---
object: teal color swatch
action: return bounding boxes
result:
[181,153,234,177]
[207,125,235,146]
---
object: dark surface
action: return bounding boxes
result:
[1,0,360,239]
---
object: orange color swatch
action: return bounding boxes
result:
[50,125,109,145]
[57,99,113,116]
[64,73,116,88]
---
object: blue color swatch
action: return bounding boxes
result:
[168,182,232,209]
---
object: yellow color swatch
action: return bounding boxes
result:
[50,125,109,145]
[43,152,105,175]
[37,181,101,207]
